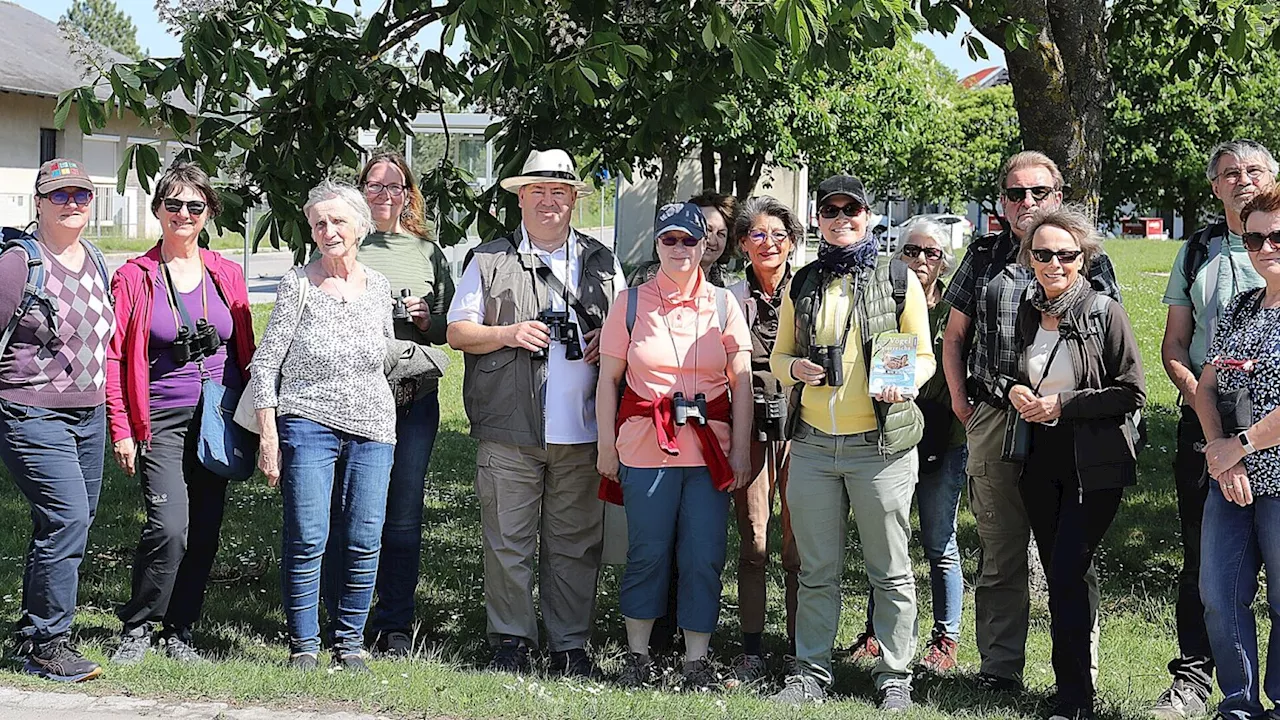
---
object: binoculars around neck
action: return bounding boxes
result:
[392,288,412,322]
[808,345,845,387]
[673,391,708,426]
[531,310,583,361]
[172,318,221,364]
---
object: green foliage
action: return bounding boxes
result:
[911,85,1021,214]
[61,0,144,60]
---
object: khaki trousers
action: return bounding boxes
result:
[967,402,1100,681]
[474,440,603,651]
[734,439,799,641]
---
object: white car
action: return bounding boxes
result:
[886,214,974,250]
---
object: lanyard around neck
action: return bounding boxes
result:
[523,225,573,309]
[160,255,208,334]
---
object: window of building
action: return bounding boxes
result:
[39,129,58,164]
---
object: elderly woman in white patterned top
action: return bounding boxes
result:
[253,180,397,673]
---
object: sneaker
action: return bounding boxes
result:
[879,680,913,712]
[109,626,152,666]
[781,654,798,677]
[1049,701,1097,720]
[549,648,601,679]
[487,636,531,674]
[1150,679,1209,719]
[287,652,319,670]
[616,652,653,688]
[725,653,768,688]
[25,638,102,682]
[769,673,827,705]
[976,671,1024,693]
[680,657,721,690]
[843,630,881,664]
[917,634,959,674]
[376,630,413,658]
[335,652,371,673]
[159,634,207,664]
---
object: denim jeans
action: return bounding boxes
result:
[279,415,394,655]
[368,391,440,635]
[867,444,966,641]
[0,400,104,643]
[1200,483,1280,720]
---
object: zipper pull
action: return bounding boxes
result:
[1078,484,1083,505]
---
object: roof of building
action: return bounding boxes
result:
[0,1,130,99]
[958,66,1010,90]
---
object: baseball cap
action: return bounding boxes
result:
[654,202,707,240]
[35,159,94,194]
[816,175,868,207]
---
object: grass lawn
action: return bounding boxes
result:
[0,237,1267,718]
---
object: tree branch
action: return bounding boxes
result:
[374,2,461,59]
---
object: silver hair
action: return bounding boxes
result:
[303,180,374,239]
[733,195,804,247]
[898,218,955,276]
[1206,140,1279,180]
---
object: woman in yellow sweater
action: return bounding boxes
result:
[767,175,933,712]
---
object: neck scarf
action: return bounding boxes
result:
[1031,274,1088,318]
[817,237,878,276]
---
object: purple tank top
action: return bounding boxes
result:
[148,269,239,409]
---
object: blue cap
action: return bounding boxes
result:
[654,202,707,241]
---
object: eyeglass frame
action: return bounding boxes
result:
[1213,166,1272,184]
[901,244,944,261]
[363,182,407,198]
[39,188,95,206]
[1242,230,1280,253]
[1002,186,1056,203]
[161,198,208,215]
[1029,248,1084,264]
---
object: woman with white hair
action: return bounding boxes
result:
[252,180,397,672]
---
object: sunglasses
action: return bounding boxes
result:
[42,189,94,206]
[1242,230,1280,252]
[1029,248,1083,264]
[162,198,207,215]
[1002,186,1055,203]
[659,234,701,247]
[363,182,406,198]
[818,203,864,219]
[901,244,943,261]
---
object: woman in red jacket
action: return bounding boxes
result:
[105,162,255,664]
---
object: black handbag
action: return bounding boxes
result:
[1217,386,1253,435]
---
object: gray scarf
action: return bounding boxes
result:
[1030,275,1088,318]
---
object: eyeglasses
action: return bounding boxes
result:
[1029,248,1083,264]
[162,198,207,215]
[42,189,94,206]
[1003,186,1055,203]
[1242,230,1280,252]
[747,230,791,244]
[818,203,864,219]
[659,234,701,247]
[363,182,406,198]
[901,244,943,261]
[1215,166,1271,184]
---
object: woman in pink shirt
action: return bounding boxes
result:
[597,202,753,689]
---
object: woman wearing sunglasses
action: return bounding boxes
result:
[627,191,735,288]
[0,159,115,682]
[1196,188,1280,720]
[768,175,934,711]
[1007,206,1144,720]
[105,162,255,666]
[597,202,753,689]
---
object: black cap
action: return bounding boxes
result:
[816,175,868,206]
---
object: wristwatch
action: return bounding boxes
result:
[1239,430,1257,455]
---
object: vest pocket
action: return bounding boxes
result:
[471,347,520,424]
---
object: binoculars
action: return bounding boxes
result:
[753,390,786,441]
[172,319,222,364]
[808,345,844,387]
[531,310,583,361]
[673,391,708,426]
[392,288,412,322]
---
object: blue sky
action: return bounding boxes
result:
[16,0,1004,79]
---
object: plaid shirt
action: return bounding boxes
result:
[943,230,1122,395]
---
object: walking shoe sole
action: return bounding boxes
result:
[24,660,102,683]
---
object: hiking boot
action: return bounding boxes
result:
[334,652,371,673]
[843,630,881,664]
[159,634,208,664]
[487,636,531,674]
[376,630,413,658]
[109,626,152,666]
[917,633,959,674]
[288,652,319,670]
[976,671,1024,693]
[769,673,826,705]
[725,653,768,688]
[26,638,102,682]
[549,648,601,680]
[1150,679,1209,719]
[680,657,721,690]
[616,652,653,688]
[879,680,913,712]
[1049,701,1097,720]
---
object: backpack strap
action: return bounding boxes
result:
[714,286,728,332]
[889,257,909,322]
[1182,221,1227,287]
[0,233,54,361]
[625,286,638,337]
[79,238,113,306]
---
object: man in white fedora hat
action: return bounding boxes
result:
[447,148,625,677]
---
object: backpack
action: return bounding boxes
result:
[1181,221,1228,288]
[0,226,112,359]
[1084,293,1147,456]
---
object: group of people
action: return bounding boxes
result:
[0,139,1277,720]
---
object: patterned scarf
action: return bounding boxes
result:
[1030,274,1089,318]
[817,236,878,276]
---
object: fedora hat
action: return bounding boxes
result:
[500,149,593,195]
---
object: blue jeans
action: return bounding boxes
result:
[866,444,966,641]
[619,465,730,634]
[0,400,104,644]
[279,415,394,655]
[1201,483,1280,720]
[369,391,440,635]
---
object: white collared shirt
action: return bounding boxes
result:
[448,224,626,444]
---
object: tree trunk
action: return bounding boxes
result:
[656,144,682,207]
[1179,188,1201,239]
[718,150,737,196]
[972,0,1112,215]
[700,145,717,192]
[734,153,764,200]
